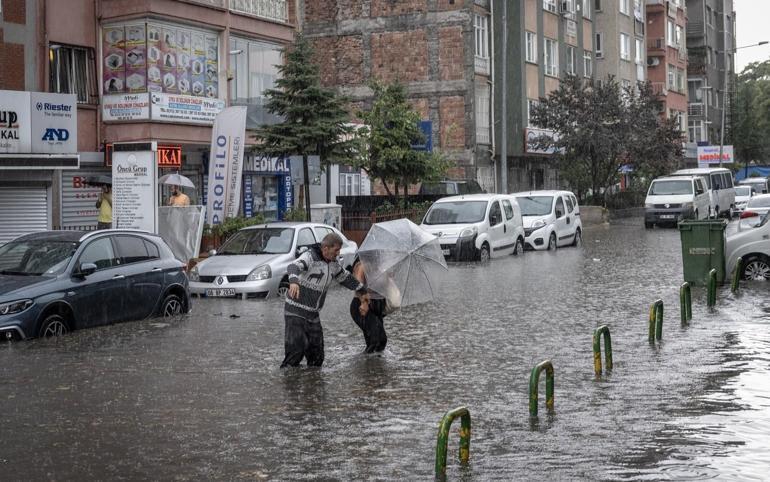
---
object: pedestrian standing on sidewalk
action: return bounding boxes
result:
[281,232,367,368]
[95,185,112,229]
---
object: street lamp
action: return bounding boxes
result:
[717,40,769,167]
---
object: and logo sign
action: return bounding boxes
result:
[157,145,182,168]
[42,128,70,142]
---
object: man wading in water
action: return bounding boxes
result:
[281,233,366,368]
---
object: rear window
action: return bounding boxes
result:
[649,180,693,195]
[747,196,770,209]
[735,186,752,197]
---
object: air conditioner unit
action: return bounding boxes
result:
[647,57,660,67]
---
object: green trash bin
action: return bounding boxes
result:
[678,219,727,286]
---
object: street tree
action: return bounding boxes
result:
[254,33,358,220]
[733,60,770,169]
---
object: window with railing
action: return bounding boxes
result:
[229,0,288,23]
[229,36,283,128]
[49,44,98,104]
[475,83,491,144]
[474,14,490,75]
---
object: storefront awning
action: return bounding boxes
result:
[0,154,80,169]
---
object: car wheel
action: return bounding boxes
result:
[38,313,69,338]
[571,229,582,247]
[547,233,557,251]
[277,279,290,298]
[478,243,490,262]
[644,221,654,229]
[742,256,770,281]
[513,237,524,256]
[160,294,183,317]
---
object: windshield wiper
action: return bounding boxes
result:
[0,270,31,276]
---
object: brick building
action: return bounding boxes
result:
[299,0,496,193]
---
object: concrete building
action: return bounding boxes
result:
[646,0,688,141]
[685,0,735,165]
[594,0,647,88]
[299,0,496,193]
[493,0,595,192]
[0,0,298,242]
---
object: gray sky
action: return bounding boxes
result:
[733,0,770,72]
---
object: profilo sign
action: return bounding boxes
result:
[0,90,77,154]
[205,106,247,225]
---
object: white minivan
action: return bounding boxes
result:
[644,175,710,227]
[420,194,525,262]
[672,167,735,218]
[512,190,582,250]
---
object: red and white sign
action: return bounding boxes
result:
[697,145,734,166]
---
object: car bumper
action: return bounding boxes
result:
[189,277,280,299]
[0,307,39,340]
[645,207,695,224]
[439,235,479,261]
[524,227,548,251]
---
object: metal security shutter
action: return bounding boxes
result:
[0,186,49,244]
[61,168,110,229]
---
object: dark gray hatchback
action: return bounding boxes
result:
[0,230,190,340]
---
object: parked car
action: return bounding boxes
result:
[419,179,485,196]
[733,185,755,214]
[671,167,736,218]
[644,175,710,228]
[513,190,582,250]
[738,193,770,229]
[0,230,190,341]
[189,222,357,299]
[420,193,525,261]
[726,210,770,280]
[738,177,770,195]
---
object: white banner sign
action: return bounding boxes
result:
[206,106,247,225]
[0,90,31,153]
[113,151,158,232]
[697,145,734,166]
[0,90,77,154]
[102,93,150,121]
[150,92,225,125]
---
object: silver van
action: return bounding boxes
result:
[672,168,735,218]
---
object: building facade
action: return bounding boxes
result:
[493,0,595,192]
[300,0,495,193]
[594,0,647,88]
[685,0,735,164]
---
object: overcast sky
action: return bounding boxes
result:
[733,0,770,72]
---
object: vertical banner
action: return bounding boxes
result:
[206,106,247,226]
[113,151,158,232]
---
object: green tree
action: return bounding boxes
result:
[733,60,770,170]
[357,81,450,198]
[254,33,358,219]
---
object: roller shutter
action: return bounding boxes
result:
[0,186,50,244]
[61,168,110,230]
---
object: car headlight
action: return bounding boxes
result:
[246,265,271,281]
[681,202,693,209]
[645,203,654,209]
[459,227,477,238]
[532,219,546,229]
[188,266,200,282]
[0,299,33,316]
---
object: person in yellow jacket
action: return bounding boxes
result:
[168,184,190,206]
[95,185,112,229]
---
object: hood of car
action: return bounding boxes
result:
[419,224,467,239]
[0,274,51,299]
[196,253,286,275]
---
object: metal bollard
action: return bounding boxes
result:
[435,406,471,478]
[593,325,613,375]
[649,299,663,343]
[731,257,742,294]
[680,282,692,324]
[529,360,554,416]
[707,268,717,308]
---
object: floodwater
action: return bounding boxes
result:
[2,219,770,480]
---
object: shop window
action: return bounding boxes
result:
[49,44,98,104]
[229,36,283,128]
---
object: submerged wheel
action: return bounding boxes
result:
[572,229,582,247]
[513,237,524,256]
[160,294,183,317]
[547,233,557,251]
[742,256,770,281]
[478,243,490,262]
[277,279,290,298]
[38,313,69,338]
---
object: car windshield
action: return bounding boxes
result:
[516,196,554,216]
[0,240,79,276]
[735,186,752,197]
[649,180,693,195]
[217,228,295,255]
[423,201,488,225]
[747,197,770,209]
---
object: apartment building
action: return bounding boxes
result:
[493,0,595,192]
[594,0,647,88]
[299,0,496,193]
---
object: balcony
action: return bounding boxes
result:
[475,56,490,76]
[183,0,227,7]
[688,103,705,117]
[687,21,705,38]
[650,82,667,97]
[646,0,665,12]
[647,37,665,54]
[229,0,288,23]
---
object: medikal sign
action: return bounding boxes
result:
[697,145,734,166]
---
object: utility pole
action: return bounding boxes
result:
[500,0,508,193]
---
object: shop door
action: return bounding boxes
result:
[61,168,110,230]
[0,186,50,244]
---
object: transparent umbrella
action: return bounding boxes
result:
[158,172,196,188]
[358,218,448,307]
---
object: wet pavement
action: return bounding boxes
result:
[2,219,770,480]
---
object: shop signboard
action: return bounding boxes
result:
[525,128,562,155]
[157,145,182,168]
[697,145,734,166]
[0,90,77,155]
[102,93,150,121]
[206,106,247,225]
[112,150,158,232]
[151,92,225,125]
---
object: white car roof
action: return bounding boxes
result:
[739,178,767,183]
[433,193,510,203]
[653,176,700,182]
[747,193,770,204]
[511,190,576,197]
[673,168,731,175]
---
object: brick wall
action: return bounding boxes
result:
[438,26,464,81]
[0,42,25,90]
[3,0,26,24]
[409,98,429,119]
[439,96,465,148]
[312,35,364,87]
[370,0,426,17]
[371,30,429,83]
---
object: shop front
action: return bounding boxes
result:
[241,154,292,221]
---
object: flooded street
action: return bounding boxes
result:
[2,219,770,480]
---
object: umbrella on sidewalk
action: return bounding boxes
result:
[85,175,112,186]
[158,172,195,188]
[357,218,448,307]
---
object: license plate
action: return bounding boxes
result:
[660,214,675,219]
[206,288,236,297]
[442,249,451,256]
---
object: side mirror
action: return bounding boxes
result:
[78,262,97,277]
[208,249,217,257]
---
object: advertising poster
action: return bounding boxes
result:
[205,36,219,99]
[124,24,147,93]
[103,26,125,94]
[112,150,158,232]
[102,93,150,121]
[150,92,225,124]
[160,27,178,94]
[697,145,734,166]
[30,92,78,153]
[191,33,206,97]
[147,23,162,92]
[0,90,32,153]
[176,29,192,96]
[206,106,247,225]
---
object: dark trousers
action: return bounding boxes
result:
[281,315,324,367]
[355,315,387,353]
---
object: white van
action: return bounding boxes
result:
[672,167,735,218]
[644,175,710,227]
[420,194,525,262]
[738,177,770,195]
[512,190,582,250]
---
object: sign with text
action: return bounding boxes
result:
[205,106,247,225]
[157,145,182,168]
[0,90,77,154]
[151,92,225,125]
[113,150,158,232]
[243,155,290,173]
[697,145,734,166]
[525,128,562,155]
[102,93,150,121]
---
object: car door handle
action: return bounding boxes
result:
[566,217,571,225]
[151,267,163,272]
[504,225,507,233]
[763,235,769,239]
[112,274,125,280]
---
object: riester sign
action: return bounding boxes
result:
[0,90,77,154]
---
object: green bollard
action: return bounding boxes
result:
[649,299,663,343]
[593,325,613,375]
[680,282,692,324]
[529,360,554,417]
[731,257,743,294]
[707,268,717,308]
[435,406,471,478]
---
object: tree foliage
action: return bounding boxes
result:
[733,60,770,165]
[530,75,682,200]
